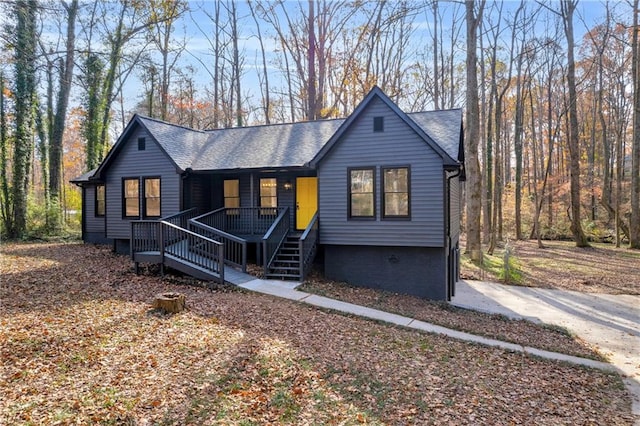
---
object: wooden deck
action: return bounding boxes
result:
[133,248,256,285]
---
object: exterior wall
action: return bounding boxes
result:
[105,125,181,240]
[449,174,461,241]
[184,174,212,212]
[324,245,447,300]
[82,184,109,243]
[317,96,445,247]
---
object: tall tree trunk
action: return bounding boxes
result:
[432,0,439,110]
[465,0,485,262]
[248,0,270,124]
[562,0,590,247]
[10,0,38,238]
[307,0,316,121]
[630,0,640,248]
[513,53,524,240]
[0,73,11,229]
[48,0,78,230]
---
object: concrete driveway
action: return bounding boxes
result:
[452,280,640,420]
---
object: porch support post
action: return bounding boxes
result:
[250,173,255,233]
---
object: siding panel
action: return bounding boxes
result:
[449,174,461,241]
[84,185,105,234]
[317,97,445,247]
[105,127,181,239]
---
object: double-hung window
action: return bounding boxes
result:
[123,178,140,218]
[382,167,410,218]
[144,177,161,217]
[123,177,161,218]
[348,168,375,218]
[95,184,105,217]
[224,179,240,214]
[260,178,277,215]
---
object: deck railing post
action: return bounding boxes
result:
[159,221,165,276]
[299,238,303,280]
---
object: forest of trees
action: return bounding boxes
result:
[0,0,638,254]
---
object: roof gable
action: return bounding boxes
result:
[94,115,184,179]
[309,86,461,167]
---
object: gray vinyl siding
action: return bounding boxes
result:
[317,97,445,247]
[105,126,181,240]
[449,174,461,241]
[84,184,105,234]
[184,174,212,212]
[82,184,110,244]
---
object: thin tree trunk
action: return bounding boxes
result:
[562,0,589,247]
[630,0,640,248]
[48,0,78,230]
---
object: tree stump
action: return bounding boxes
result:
[153,293,186,313]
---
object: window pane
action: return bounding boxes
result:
[125,179,138,198]
[96,185,105,216]
[351,194,374,217]
[350,170,373,193]
[224,180,239,197]
[124,179,139,217]
[385,193,408,216]
[260,178,277,209]
[260,196,277,208]
[146,198,160,217]
[126,198,139,217]
[384,168,408,192]
[383,167,409,217]
[145,178,160,197]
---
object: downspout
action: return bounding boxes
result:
[445,166,462,300]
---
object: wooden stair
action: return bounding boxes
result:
[265,233,302,280]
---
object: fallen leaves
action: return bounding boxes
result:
[0,242,635,425]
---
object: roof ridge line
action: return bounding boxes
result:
[137,114,207,134]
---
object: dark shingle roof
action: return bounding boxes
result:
[137,116,210,171]
[192,119,346,171]
[138,109,462,172]
[117,88,464,175]
[408,109,463,161]
[70,168,98,184]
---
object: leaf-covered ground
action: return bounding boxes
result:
[297,272,603,361]
[461,240,640,295]
[0,242,635,425]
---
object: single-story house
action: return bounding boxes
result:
[72,87,464,300]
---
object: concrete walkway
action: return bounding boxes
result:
[224,272,639,421]
[451,280,640,420]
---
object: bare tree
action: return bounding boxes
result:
[561,0,590,247]
[146,0,187,121]
[47,0,78,230]
[465,0,485,262]
[631,0,640,248]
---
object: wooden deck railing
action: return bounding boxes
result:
[193,207,286,236]
[299,212,319,280]
[188,220,247,272]
[131,220,161,259]
[262,207,290,275]
[162,208,198,229]
[161,221,224,283]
